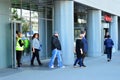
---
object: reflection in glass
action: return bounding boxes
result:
[38,7,46,18]
[47,7,52,19]
[47,20,52,58]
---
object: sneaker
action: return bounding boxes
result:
[73,65,78,68]
[82,64,86,67]
[31,64,35,67]
[57,65,60,67]
[39,63,43,66]
[17,67,23,70]
[107,59,111,62]
[50,65,54,68]
[60,66,65,68]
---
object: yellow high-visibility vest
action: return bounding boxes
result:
[16,38,24,51]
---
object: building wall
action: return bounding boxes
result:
[0,0,11,68]
[0,0,119,68]
[118,19,120,50]
[74,0,120,16]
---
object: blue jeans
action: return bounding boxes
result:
[49,49,63,67]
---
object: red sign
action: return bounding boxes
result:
[104,15,112,22]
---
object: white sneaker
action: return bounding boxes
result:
[50,65,54,68]
[60,66,65,68]
[73,65,78,68]
[17,67,23,70]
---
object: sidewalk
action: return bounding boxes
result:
[0,51,120,80]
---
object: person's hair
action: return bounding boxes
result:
[16,31,19,34]
[54,31,58,34]
[81,31,86,34]
[79,34,83,39]
[18,32,22,37]
[107,35,111,38]
[32,33,39,40]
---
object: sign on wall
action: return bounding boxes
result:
[104,15,112,22]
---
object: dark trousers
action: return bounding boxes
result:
[16,51,22,67]
[77,53,86,66]
[106,47,112,60]
[74,58,82,66]
[82,53,86,65]
[31,49,41,65]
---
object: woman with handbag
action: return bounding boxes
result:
[31,33,42,66]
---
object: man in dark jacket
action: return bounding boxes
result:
[51,33,61,51]
[78,31,88,67]
[104,35,114,62]
[49,32,65,68]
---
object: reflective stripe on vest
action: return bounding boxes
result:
[16,38,24,51]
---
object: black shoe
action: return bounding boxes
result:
[82,64,86,67]
[31,64,35,66]
[78,62,80,65]
[107,60,110,62]
[39,63,42,66]
[20,63,22,66]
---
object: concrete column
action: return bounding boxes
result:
[118,19,120,50]
[110,16,118,51]
[87,10,102,57]
[38,11,47,59]
[0,0,11,68]
[54,1,74,65]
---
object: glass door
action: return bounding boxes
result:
[11,22,22,68]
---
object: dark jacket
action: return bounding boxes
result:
[51,35,61,50]
[76,38,84,58]
[104,38,114,48]
[82,37,88,53]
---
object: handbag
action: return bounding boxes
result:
[112,47,116,53]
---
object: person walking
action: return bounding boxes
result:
[104,31,109,54]
[104,35,114,62]
[73,34,84,67]
[31,33,42,66]
[104,32,109,39]
[81,31,88,67]
[49,32,65,68]
[16,32,24,68]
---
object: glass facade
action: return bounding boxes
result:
[10,0,53,67]
[11,0,39,34]
[74,2,87,40]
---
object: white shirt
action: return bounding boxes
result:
[32,38,40,50]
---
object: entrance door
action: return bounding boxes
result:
[11,21,21,68]
[11,21,32,68]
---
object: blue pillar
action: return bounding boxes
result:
[87,10,102,57]
[38,11,47,59]
[118,19,120,50]
[0,0,11,68]
[54,1,74,65]
[110,16,118,51]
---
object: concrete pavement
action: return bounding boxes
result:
[0,51,120,80]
